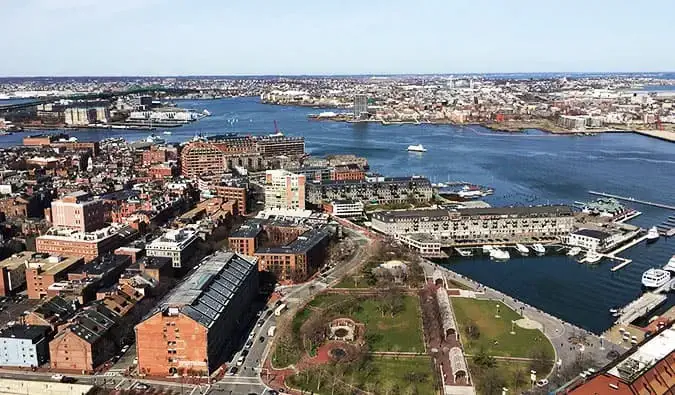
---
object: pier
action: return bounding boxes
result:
[614,293,668,325]
[588,191,675,211]
[607,235,648,271]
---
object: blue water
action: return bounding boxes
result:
[1,97,674,333]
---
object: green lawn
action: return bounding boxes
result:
[352,295,425,352]
[334,275,372,289]
[452,298,554,359]
[468,360,536,395]
[288,356,437,395]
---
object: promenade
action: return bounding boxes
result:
[420,259,624,376]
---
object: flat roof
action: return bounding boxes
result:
[0,251,36,270]
[256,228,330,255]
[607,327,675,381]
[574,228,612,239]
[0,325,50,342]
[229,220,264,239]
[25,254,83,275]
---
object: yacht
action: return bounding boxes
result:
[163,131,172,135]
[407,144,427,152]
[202,109,211,116]
[663,255,675,273]
[567,247,582,256]
[515,243,529,255]
[145,134,165,144]
[490,248,510,261]
[584,250,602,264]
[482,245,494,254]
[268,132,284,138]
[532,244,546,255]
[646,226,660,243]
[641,268,671,289]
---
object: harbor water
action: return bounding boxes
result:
[2,96,674,333]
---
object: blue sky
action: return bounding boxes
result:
[1,0,673,76]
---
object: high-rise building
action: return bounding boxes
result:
[47,191,107,233]
[264,169,306,211]
[353,94,368,119]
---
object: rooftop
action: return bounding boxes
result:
[39,224,135,243]
[229,220,265,239]
[256,227,330,255]
[607,327,675,382]
[24,254,83,275]
[0,325,50,342]
[573,228,612,240]
[147,227,198,249]
[66,305,118,344]
[156,251,257,329]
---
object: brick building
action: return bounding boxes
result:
[24,295,78,331]
[135,251,258,376]
[0,252,30,296]
[213,184,248,214]
[228,221,264,256]
[36,225,137,263]
[0,196,29,219]
[47,191,108,233]
[24,254,85,299]
[255,228,331,282]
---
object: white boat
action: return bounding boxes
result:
[584,250,602,264]
[407,144,427,152]
[532,244,546,255]
[646,226,660,242]
[666,228,675,237]
[482,245,494,254]
[145,134,165,144]
[490,248,510,261]
[567,247,582,256]
[663,255,675,273]
[515,243,529,255]
[269,132,284,138]
[163,131,172,135]
[455,248,473,257]
[641,268,671,288]
[202,109,211,116]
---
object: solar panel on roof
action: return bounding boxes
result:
[192,301,217,319]
[201,293,226,311]
[209,282,233,300]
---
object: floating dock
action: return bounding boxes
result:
[588,191,675,211]
[614,293,668,325]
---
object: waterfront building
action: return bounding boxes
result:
[0,325,51,368]
[0,252,30,296]
[264,169,306,211]
[255,228,330,282]
[24,254,85,299]
[567,325,674,395]
[323,200,364,217]
[305,176,433,206]
[64,106,109,126]
[36,225,137,263]
[565,228,624,252]
[135,251,259,375]
[371,206,574,244]
[46,191,107,233]
[558,115,588,130]
[146,227,199,268]
[257,136,305,157]
[354,94,368,119]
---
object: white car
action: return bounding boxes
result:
[236,356,245,366]
[536,379,549,387]
[51,374,65,382]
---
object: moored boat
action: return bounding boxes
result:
[532,243,546,255]
[646,226,660,243]
[515,243,529,255]
[407,144,427,152]
[641,268,671,288]
[567,247,582,256]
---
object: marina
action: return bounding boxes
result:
[588,190,675,211]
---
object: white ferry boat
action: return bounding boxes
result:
[641,268,671,288]
[407,144,427,152]
[145,134,165,144]
[567,247,582,256]
[162,131,172,135]
[584,250,602,264]
[490,248,510,261]
[532,244,546,255]
[663,255,675,273]
[646,226,660,243]
[515,244,529,255]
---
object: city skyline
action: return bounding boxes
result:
[2,0,675,76]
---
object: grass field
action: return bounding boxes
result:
[468,360,535,395]
[352,295,425,352]
[452,298,554,359]
[289,356,437,395]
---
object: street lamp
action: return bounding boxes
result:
[510,320,516,335]
[495,304,501,319]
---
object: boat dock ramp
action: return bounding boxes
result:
[606,234,648,271]
[656,215,675,237]
[614,292,668,325]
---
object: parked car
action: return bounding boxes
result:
[227,366,239,376]
[259,336,265,343]
[51,374,65,382]
[236,356,245,366]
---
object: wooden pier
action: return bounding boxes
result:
[588,191,675,211]
[614,293,668,325]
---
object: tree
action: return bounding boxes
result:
[476,367,507,395]
[465,320,481,340]
[474,348,497,370]
[512,368,528,391]
[529,345,552,374]
[300,312,327,356]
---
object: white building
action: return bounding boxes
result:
[326,200,364,217]
[0,325,50,368]
[264,169,306,211]
[146,227,199,268]
[564,228,624,252]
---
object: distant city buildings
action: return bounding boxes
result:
[353,94,368,119]
[46,191,107,233]
[305,176,433,206]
